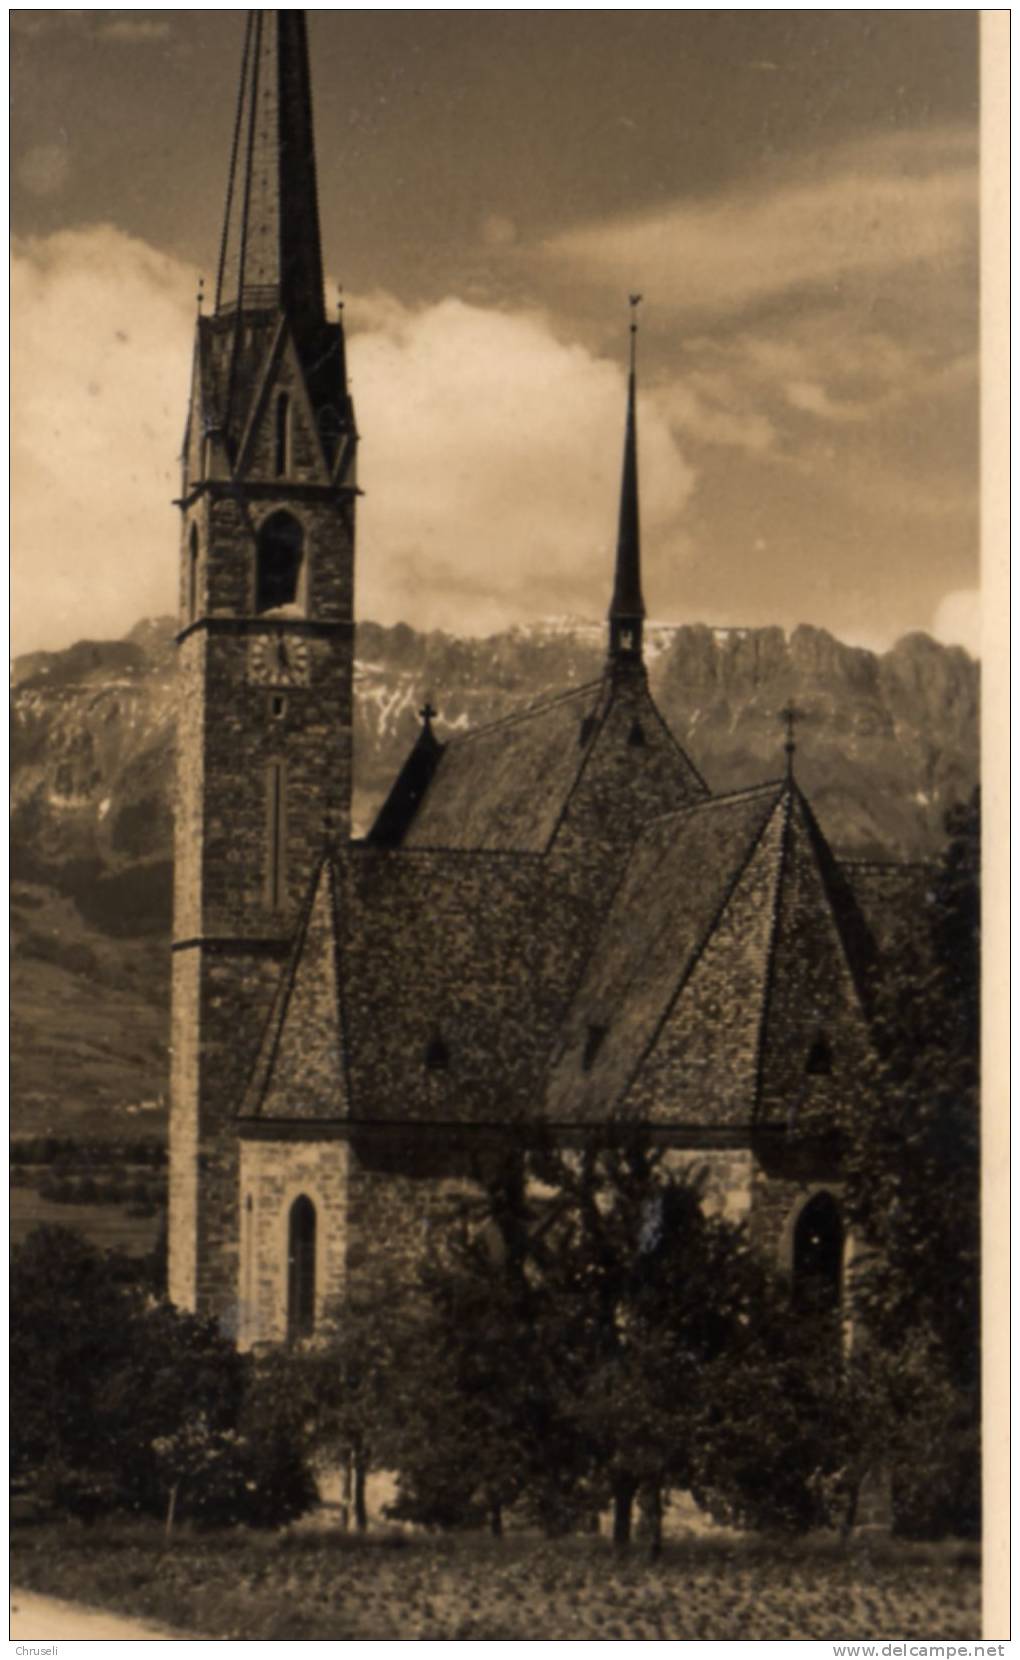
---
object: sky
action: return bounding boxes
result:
[11,8,981,658]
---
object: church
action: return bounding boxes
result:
[168,12,916,1347]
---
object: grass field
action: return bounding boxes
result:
[11,1520,981,1641]
[9,1188,162,1256]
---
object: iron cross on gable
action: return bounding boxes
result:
[419,699,437,731]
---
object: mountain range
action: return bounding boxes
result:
[11,615,978,1138]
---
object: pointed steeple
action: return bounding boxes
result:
[215,11,325,323]
[185,10,355,481]
[608,295,646,666]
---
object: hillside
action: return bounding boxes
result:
[11,614,979,1137]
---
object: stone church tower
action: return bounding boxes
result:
[169,10,919,1345]
[169,12,358,1318]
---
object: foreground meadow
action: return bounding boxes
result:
[12,1520,981,1641]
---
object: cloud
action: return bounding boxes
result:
[932,589,980,657]
[12,231,696,652]
[12,226,194,654]
[655,377,776,454]
[349,298,695,633]
[540,127,976,321]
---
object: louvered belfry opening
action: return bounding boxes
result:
[256,510,303,612]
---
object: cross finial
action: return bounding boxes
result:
[196,274,205,315]
[419,699,437,732]
[779,703,800,778]
[337,283,344,319]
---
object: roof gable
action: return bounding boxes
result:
[396,680,607,851]
[241,859,350,1121]
[234,320,331,484]
[544,782,783,1122]
[624,788,789,1125]
[384,668,707,855]
[753,792,878,1131]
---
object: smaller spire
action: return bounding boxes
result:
[608,295,646,666]
[779,702,800,779]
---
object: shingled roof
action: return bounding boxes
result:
[245,770,883,1136]
[241,841,601,1126]
[544,780,879,1131]
[369,668,707,853]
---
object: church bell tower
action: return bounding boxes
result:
[169,10,357,1320]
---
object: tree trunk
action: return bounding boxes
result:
[839,1466,863,1545]
[339,1451,352,1532]
[642,1484,664,1561]
[489,1502,504,1539]
[164,1481,179,1545]
[612,1478,636,1550]
[354,1456,368,1532]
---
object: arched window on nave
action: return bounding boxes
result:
[792,1190,843,1313]
[287,1194,317,1341]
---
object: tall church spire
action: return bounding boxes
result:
[215,11,325,322]
[608,295,646,666]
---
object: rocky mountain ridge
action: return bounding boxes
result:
[11,613,978,1136]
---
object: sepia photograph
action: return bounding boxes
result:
[10,6,998,1647]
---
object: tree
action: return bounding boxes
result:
[247,1282,416,1533]
[11,1225,316,1529]
[385,1131,764,1551]
[523,1134,765,1549]
[385,1181,555,1537]
[11,1226,147,1499]
[843,790,981,1535]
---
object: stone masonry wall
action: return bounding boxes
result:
[169,944,283,1318]
[168,948,200,1309]
[749,1147,844,1271]
[239,1135,351,1346]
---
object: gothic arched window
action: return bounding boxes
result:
[287,1194,316,1341]
[792,1191,843,1312]
[187,524,200,622]
[255,510,303,613]
[274,394,290,477]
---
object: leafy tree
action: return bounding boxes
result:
[11,1226,147,1494]
[522,1134,764,1549]
[11,1225,315,1529]
[844,789,981,1535]
[384,1178,556,1537]
[386,1132,764,1551]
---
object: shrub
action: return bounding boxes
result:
[11,1226,315,1531]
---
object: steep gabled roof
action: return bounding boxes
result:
[241,842,602,1127]
[545,782,784,1123]
[387,680,607,851]
[545,780,879,1130]
[373,669,707,853]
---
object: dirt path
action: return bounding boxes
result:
[10,1588,183,1640]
